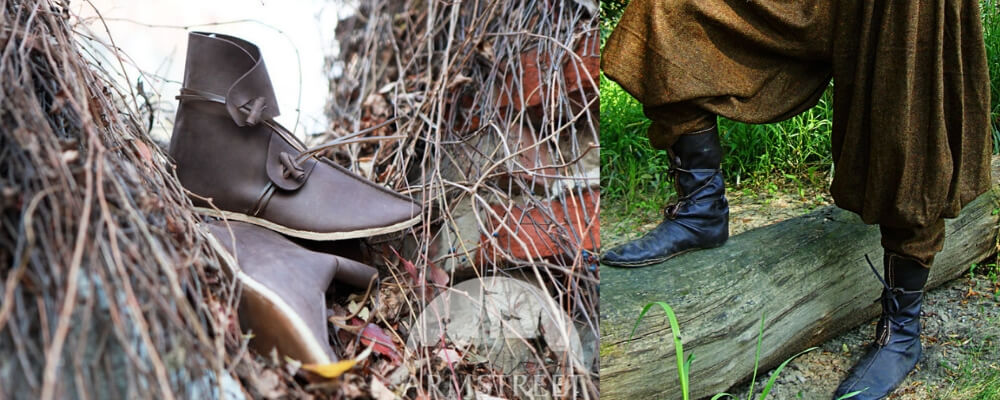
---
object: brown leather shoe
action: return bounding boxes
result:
[170,32,421,240]
[204,220,378,364]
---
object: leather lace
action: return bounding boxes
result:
[864,254,918,346]
[663,165,721,220]
[279,151,306,181]
[177,88,407,166]
[245,96,268,125]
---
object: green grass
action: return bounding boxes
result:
[930,322,1000,400]
[599,75,833,212]
[628,302,860,400]
[600,1,1000,212]
[985,0,1000,153]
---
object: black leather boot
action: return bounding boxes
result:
[834,254,927,399]
[601,126,728,267]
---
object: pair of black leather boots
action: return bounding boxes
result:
[601,125,928,400]
[170,32,422,365]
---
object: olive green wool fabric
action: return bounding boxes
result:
[602,0,993,230]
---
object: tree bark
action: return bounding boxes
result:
[599,158,1000,400]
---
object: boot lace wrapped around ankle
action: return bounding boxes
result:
[662,165,720,220]
[864,254,917,346]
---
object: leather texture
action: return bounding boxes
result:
[834,255,925,400]
[170,32,421,239]
[601,126,729,267]
[205,221,378,364]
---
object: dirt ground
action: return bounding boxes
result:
[601,188,1000,400]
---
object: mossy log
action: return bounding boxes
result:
[599,158,1000,400]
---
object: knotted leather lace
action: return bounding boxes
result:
[177,88,405,178]
[245,96,268,125]
[864,254,919,346]
[663,164,722,220]
[279,151,306,181]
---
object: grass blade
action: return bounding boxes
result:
[747,313,766,400]
[835,390,866,400]
[757,347,819,399]
[630,301,690,400]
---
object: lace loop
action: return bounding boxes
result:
[279,151,306,181]
[864,254,911,345]
[245,97,268,125]
[664,201,685,220]
[661,166,719,221]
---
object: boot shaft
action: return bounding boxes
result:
[169,32,422,240]
[669,125,725,202]
[178,32,280,126]
[169,32,287,213]
[874,254,925,346]
[670,125,723,170]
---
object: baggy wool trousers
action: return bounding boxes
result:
[602,0,994,265]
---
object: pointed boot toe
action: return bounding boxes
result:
[600,240,662,268]
[204,221,378,364]
[601,127,729,268]
[170,32,421,240]
[834,255,925,399]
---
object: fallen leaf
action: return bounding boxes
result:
[347,300,362,315]
[435,348,462,367]
[253,370,285,399]
[360,323,402,364]
[427,263,449,287]
[389,247,419,285]
[370,376,396,400]
[475,392,505,400]
[301,359,357,379]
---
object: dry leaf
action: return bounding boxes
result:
[370,376,397,400]
[475,392,505,400]
[360,323,402,364]
[427,263,449,287]
[435,348,462,367]
[254,369,285,399]
[389,247,419,285]
[301,359,357,379]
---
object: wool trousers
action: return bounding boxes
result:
[602,0,993,264]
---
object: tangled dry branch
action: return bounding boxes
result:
[0,1,237,398]
[323,0,599,397]
[0,0,599,398]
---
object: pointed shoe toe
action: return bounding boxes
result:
[204,221,378,364]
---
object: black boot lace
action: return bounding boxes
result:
[864,254,918,346]
[662,164,721,220]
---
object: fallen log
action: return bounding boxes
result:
[599,157,1000,400]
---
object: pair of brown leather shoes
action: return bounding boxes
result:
[170,32,421,364]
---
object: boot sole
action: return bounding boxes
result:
[195,207,421,241]
[602,242,724,268]
[204,230,334,365]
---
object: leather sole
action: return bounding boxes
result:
[601,242,724,268]
[195,207,421,241]
[204,230,333,364]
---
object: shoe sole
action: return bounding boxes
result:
[601,242,724,268]
[195,207,421,241]
[204,230,333,365]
